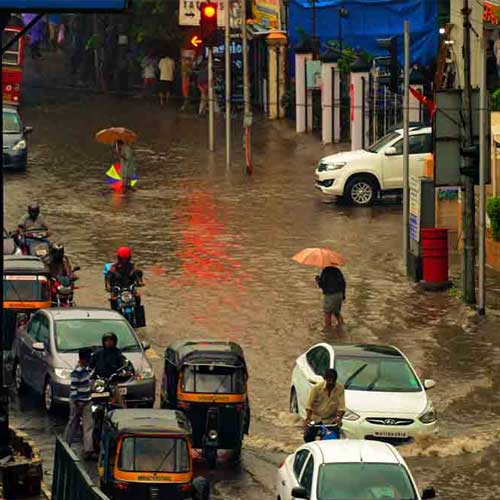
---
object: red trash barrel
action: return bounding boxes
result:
[421,228,449,283]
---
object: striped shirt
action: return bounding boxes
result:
[69,364,92,403]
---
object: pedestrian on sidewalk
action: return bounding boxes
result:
[63,348,95,460]
[158,53,175,105]
[316,265,346,330]
[141,53,157,97]
[48,14,60,51]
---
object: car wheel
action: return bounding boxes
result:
[290,388,299,414]
[44,378,56,413]
[346,176,377,206]
[14,361,26,392]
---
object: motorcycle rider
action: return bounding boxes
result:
[17,203,50,253]
[44,243,75,278]
[107,247,144,310]
[304,368,345,443]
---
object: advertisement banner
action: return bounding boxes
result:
[252,0,281,30]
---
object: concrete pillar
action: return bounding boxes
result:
[350,56,371,151]
[295,50,313,133]
[320,49,341,144]
[267,33,287,120]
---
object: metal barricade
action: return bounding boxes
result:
[51,437,109,500]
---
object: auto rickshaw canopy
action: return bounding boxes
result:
[4,255,49,275]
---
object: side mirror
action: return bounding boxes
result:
[142,341,151,351]
[291,486,310,499]
[422,486,436,499]
[424,379,436,390]
[384,146,397,156]
[23,126,33,135]
[33,342,45,352]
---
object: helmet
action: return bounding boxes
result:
[50,243,64,261]
[28,203,40,219]
[116,247,132,260]
[102,332,118,346]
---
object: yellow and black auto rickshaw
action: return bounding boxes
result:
[160,340,250,468]
[3,255,51,383]
[98,409,210,500]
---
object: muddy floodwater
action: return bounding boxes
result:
[7,66,500,499]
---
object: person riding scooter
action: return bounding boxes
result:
[107,247,144,310]
[17,203,51,254]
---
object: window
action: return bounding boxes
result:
[307,347,330,376]
[293,450,310,479]
[37,315,50,346]
[54,319,140,353]
[409,134,432,154]
[27,315,41,340]
[118,437,190,473]
[181,365,245,394]
[367,131,400,153]
[335,356,421,392]
[300,456,315,495]
[391,139,403,155]
[2,111,21,134]
[316,463,417,500]
[4,276,50,302]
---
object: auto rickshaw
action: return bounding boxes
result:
[98,409,210,500]
[3,255,51,384]
[160,340,250,468]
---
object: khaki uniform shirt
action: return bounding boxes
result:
[306,381,346,421]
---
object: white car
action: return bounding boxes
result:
[290,344,437,441]
[315,127,432,206]
[276,439,436,500]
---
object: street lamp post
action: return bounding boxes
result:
[338,6,348,53]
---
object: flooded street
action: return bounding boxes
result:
[7,68,500,498]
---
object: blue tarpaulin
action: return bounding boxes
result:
[288,0,438,65]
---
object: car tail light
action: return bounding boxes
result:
[179,484,192,493]
[114,481,129,491]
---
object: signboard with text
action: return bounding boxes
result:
[252,0,281,30]
[179,0,241,28]
[409,176,421,242]
[0,0,128,12]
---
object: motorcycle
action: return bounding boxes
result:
[91,362,134,451]
[17,230,50,258]
[306,421,341,441]
[51,266,80,307]
[110,283,146,328]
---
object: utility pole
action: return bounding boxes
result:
[208,47,215,152]
[403,21,410,270]
[461,0,476,305]
[241,0,252,174]
[224,0,231,167]
[478,31,487,314]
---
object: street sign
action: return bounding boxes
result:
[0,0,128,12]
[190,35,202,48]
[179,0,241,28]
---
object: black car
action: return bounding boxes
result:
[3,106,32,170]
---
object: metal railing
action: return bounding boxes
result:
[51,437,109,500]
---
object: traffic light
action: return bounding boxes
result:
[200,1,218,47]
[375,36,399,93]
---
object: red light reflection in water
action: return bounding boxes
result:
[171,191,249,333]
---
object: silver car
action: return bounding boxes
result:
[12,307,156,412]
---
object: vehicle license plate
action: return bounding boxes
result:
[91,392,110,398]
[118,387,127,395]
[374,431,408,438]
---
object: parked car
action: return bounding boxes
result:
[12,307,155,412]
[290,344,437,441]
[315,126,432,206]
[276,439,436,500]
[3,105,32,170]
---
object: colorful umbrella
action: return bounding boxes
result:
[292,247,346,268]
[96,127,137,145]
[105,162,138,191]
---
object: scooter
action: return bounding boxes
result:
[51,266,80,307]
[307,421,342,441]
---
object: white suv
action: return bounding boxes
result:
[315,127,432,206]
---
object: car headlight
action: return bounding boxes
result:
[12,139,26,151]
[343,408,361,421]
[326,162,346,171]
[54,368,72,380]
[419,401,437,424]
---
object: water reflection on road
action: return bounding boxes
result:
[7,94,500,499]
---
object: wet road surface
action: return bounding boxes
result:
[7,58,500,499]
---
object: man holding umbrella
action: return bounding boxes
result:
[292,248,346,331]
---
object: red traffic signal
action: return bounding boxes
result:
[200,1,218,47]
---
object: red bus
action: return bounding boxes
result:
[2,26,25,106]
